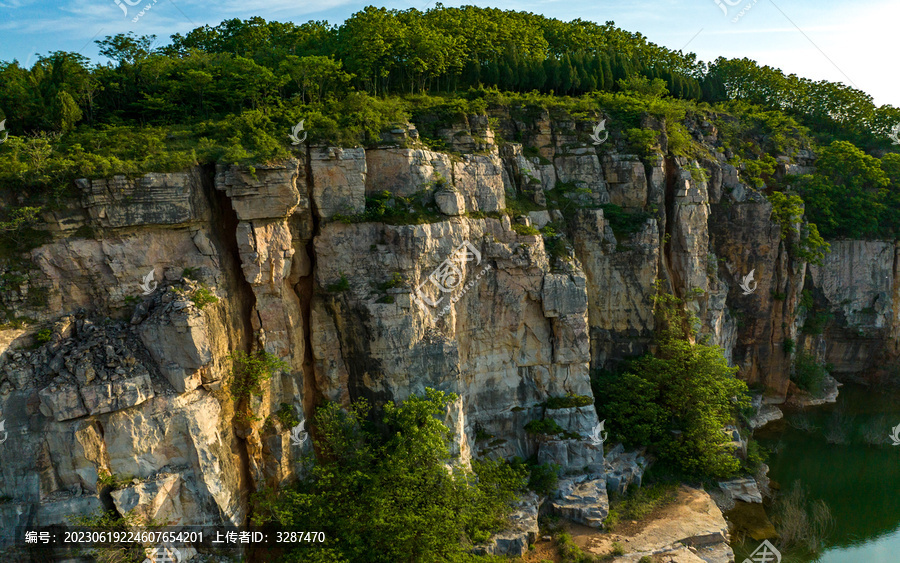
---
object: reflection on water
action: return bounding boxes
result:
[734,383,900,563]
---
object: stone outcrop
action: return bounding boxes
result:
[551,475,609,527]
[604,444,649,495]
[474,492,540,556]
[309,147,367,219]
[583,486,733,563]
[718,478,763,504]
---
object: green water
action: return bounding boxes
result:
[735,384,900,562]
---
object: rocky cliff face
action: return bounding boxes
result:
[0,111,896,540]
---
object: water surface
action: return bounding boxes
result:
[734,384,900,563]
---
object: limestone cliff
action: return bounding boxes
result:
[0,110,896,545]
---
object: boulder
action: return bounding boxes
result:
[435,190,466,216]
[542,273,588,317]
[139,300,212,393]
[78,171,207,228]
[474,492,539,556]
[551,475,609,527]
[452,154,510,212]
[309,147,367,219]
[365,148,452,197]
[718,478,763,504]
[604,444,648,495]
[215,160,303,220]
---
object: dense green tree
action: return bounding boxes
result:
[593,293,751,479]
[253,389,526,563]
[96,32,157,65]
[797,141,891,238]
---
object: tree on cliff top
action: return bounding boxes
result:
[594,292,751,479]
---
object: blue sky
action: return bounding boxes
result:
[1,0,898,107]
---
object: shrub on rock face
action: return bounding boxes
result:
[593,292,751,480]
[253,389,527,563]
[544,393,593,409]
[227,349,289,399]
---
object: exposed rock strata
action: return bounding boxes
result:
[0,111,895,558]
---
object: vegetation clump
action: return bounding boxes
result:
[604,482,678,531]
[228,349,289,400]
[34,328,52,344]
[512,223,541,236]
[96,469,132,491]
[545,393,593,409]
[593,291,751,479]
[275,403,300,429]
[326,274,350,292]
[189,285,219,309]
[772,482,834,556]
[792,352,831,395]
[333,190,442,225]
[253,389,527,563]
[767,191,830,265]
[68,509,168,563]
[522,460,561,496]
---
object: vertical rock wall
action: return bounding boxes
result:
[0,111,897,542]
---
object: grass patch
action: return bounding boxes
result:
[604,483,678,531]
[190,285,219,309]
[556,530,597,563]
[599,204,653,239]
[792,352,831,395]
[772,482,834,555]
[523,145,552,165]
[376,272,404,292]
[545,393,593,409]
[525,418,565,435]
[275,403,300,429]
[506,192,546,215]
[512,223,541,236]
[97,469,133,491]
[333,190,443,225]
[524,418,582,440]
[228,350,290,400]
[326,274,350,292]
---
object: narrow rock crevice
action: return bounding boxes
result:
[662,155,679,297]
[295,148,321,429]
[199,162,257,522]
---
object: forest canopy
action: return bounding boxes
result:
[0,6,898,240]
[1,6,897,144]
